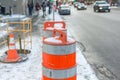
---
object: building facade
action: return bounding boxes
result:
[0,0,42,15]
[118,0,120,5]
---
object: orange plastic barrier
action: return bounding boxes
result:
[44,21,66,29]
[42,29,76,80]
[43,21,66,40]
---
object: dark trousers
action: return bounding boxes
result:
[29,8,33,16]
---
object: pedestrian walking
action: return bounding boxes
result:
[47,1,52,14]
[35,2,41,15]
[27,1,34,16]
[9,6,13,15]
[41,1,47,17]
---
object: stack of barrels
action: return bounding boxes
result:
[42,21,76,80]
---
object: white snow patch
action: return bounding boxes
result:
[0,27,14,38]
[54,23,63,28]
[44,36,75,44]
[46,27,66,30]
[76,47,98,80]
[0,31,7,38]
[1,14,26,22]
[21,17,31,22]
[44,37,62,43]
[0,23,7,27]
[3,14,26,19]
[49,12,63,21]
[46,27,54,30]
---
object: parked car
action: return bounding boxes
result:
[77,3,87,10]
[58,5,71,15]
[93,1,110,12]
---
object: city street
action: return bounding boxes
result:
[61,6,120,80]
[0,1,120,79]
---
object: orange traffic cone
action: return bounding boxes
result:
[4,33,21,62]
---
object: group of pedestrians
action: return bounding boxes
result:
[41,0,52,17]
[27,0,52,17]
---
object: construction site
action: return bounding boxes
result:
[0,0,120,80]
[0,4,99,80]
[0,10,97,80]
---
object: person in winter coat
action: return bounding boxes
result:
[27,1,34,16]
[35,2,41,15]
[35,2,41,11]
[47,1,52,14]
[41,1,47,17]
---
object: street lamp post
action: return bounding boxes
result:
[53,0,56,21]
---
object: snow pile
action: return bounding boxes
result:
[2,14,26,22]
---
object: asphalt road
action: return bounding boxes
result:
[61,6,120,80]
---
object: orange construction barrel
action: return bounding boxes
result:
[42,21,67,40]
[42,29,76,80]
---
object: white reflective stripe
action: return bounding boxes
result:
[43,66,76,79]
[9,38,15,44]
[9,45,16,49]
[43,43,76,55]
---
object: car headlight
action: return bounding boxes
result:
[99,7,103,9]
[78,6,81,8]
[108,6,111,9]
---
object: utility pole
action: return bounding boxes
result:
[53,0,56,21]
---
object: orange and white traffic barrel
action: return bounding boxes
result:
[43,21,67,41]
[42,29,76,80]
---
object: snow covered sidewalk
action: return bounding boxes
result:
[0,11,99,80]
